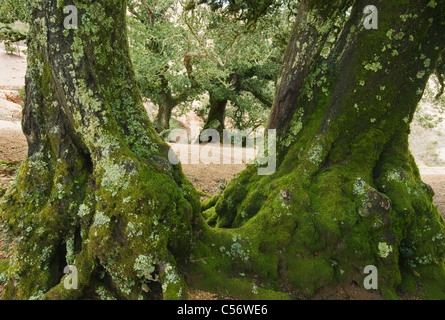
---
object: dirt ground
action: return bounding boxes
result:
[1,43,445,300]
[0,43,27,90]
[421,170,445,217]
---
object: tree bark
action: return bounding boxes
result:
[1,0,199,300]
[189,0,445,298]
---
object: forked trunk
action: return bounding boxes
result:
[2,0,445,300]
[190,0,445,298]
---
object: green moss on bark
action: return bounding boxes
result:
[184,0,445,299]
[0,0,200,300]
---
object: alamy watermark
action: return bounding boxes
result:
[363,265,378,290]
[63,5,78,30]
[63,5,378,31]
[363,5,378,30]
[63,265,78,290]
[167,127,277,176]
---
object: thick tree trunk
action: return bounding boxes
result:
[188,0,445,298]
[1,0,199,300]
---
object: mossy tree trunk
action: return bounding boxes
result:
[189,0,445,298]
[0,0,200,300]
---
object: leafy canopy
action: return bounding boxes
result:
[128,0,294,130]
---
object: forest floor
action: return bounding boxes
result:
[0,43,445,300]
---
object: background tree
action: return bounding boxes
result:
[128,0,291,137]
[128,0,199,133]
[0,0,28,55]
[0,0,29,23]
[183,2,289,141]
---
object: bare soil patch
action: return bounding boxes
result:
[421,173,445,217]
